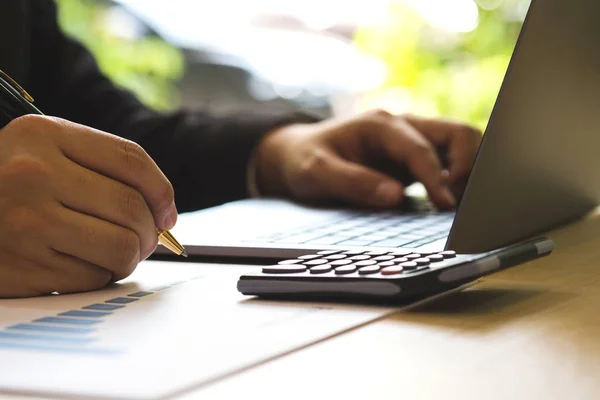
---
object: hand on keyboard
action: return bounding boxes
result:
[252,110,481,210]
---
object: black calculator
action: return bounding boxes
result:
[237,237,554,301]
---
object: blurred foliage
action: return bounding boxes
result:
[55,0,185,111]
[354,0,529,129]
[54,0,527,124]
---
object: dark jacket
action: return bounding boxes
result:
[0,0,312,212]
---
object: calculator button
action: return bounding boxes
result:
[413,258,431,266]
[310,265,333,274]
[343,250,366,255]
[354,260,377,267]
[263,265,307,274]
[318,250,340,256]
[358,265,381,275]
[392,257,409,264]
[349,255,371,261]
[335,265,358,275]
[330,259,353,266]
[377,261,396,268]
[365,251,389,256]
[427,254,445,262]
[390,250,412,257]
[399,261,418,270]
[325,254,348,260]
[405,254,422,260]
[373,255,395,262]
[303,259,329,266]
[298,254,320,260]
[416,251,436,256]
[381,266,404,275]
[278,259,302,265]
[440,250,456,258]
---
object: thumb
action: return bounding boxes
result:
[316,155,405,208]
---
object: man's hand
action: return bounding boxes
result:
[255,110,482,209]
[0,115,177,298]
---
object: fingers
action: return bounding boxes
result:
[44,117,177,230]
[360,114,456,209]
[296,149,405,208]
[46,251,114,294]
[32,251,113,295]
[403,114,482,182]
[55,160,158,261]
[0,249,112,298]
[51,207,142,281]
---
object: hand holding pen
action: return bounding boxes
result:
[0,70,186,298]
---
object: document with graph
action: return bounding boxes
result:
[0,261,398,400]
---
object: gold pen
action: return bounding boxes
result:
[157,228,188,257]
[0,69,189,258]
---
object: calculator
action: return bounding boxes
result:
[237,237,554,301]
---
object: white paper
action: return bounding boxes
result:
[0,261,397,400]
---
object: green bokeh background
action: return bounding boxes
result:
[56,0,528,128]
[354,0,527,129]
[56,0,184,111]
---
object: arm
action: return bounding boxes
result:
[28,0,316,212]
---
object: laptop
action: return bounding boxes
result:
[169,0,600,262]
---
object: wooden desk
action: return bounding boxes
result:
[2,211,599,400]
[185,210,600,400]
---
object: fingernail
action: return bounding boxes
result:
[441,169,451,184]
[375,182,401,206]
[161,203,178,230]
[443,188,456,208]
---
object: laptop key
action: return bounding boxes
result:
[370,239,415,247]
[336,239,375,247]
[305,236,349,245]
[275,233,329,244]
[395,233,428,240]
[357,235,393,242]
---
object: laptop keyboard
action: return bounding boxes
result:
[250,212,454,248]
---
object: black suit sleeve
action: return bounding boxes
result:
[27,1,317,212]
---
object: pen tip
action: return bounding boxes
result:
[181,250,188,258]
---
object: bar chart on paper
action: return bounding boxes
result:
[0,261,397,400]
